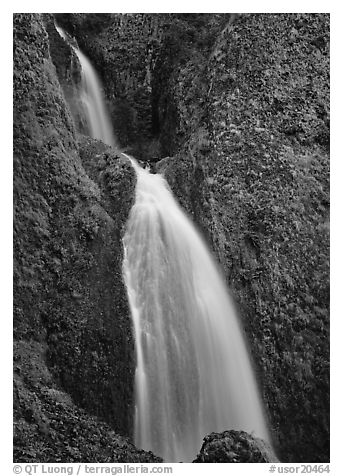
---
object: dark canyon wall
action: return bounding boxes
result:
[156,14,330,463]
[13,13,161,463]
[56,13,329,462]
[13,13,329,463]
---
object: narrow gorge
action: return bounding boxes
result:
[13,13,329,464]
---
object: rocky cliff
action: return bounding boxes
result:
[13,13,162,462]
[156,14,330,463]
[14,13,330,463]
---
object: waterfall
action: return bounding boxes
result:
[55,23,116,148]
[55,23,270,462]
[122,158,271,462]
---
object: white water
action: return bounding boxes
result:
[55,24,116,147]
[123,159,270,462]
[54,25,270,461]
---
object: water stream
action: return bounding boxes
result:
[122,159,270,462]
[55,23,116,147]
[55,23,270,462]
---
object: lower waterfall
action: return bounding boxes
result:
[122,158,270,462]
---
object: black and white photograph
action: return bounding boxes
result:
[12,7,330,471]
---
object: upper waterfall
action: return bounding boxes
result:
[55,23,116,148]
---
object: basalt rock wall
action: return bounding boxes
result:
[158,14,330,463]
[13,13,158,462]
[59,12,330,462]
[14,12,330,463]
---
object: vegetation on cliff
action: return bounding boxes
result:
[158,14,330,463]
[13,12,329,463]
[13,13,160,462]
[157,15,329,463]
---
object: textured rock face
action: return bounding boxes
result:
[13,13,161,462]
[158,14,330,463]
[14,12,330,463]
[55,13,166,159]
[14,341,161,462]
[68,12,329,462]
[193,430,279,463]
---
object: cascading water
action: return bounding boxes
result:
[55,23,270,462]
[55,23,116,147]
[122,159,271,462]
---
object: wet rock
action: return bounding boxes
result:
[14,341,162,463]
[13,13,146,462]
[193,430,279,463]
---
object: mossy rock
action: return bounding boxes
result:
[193,430,279,463]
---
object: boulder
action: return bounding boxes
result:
[193,430,279,463]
